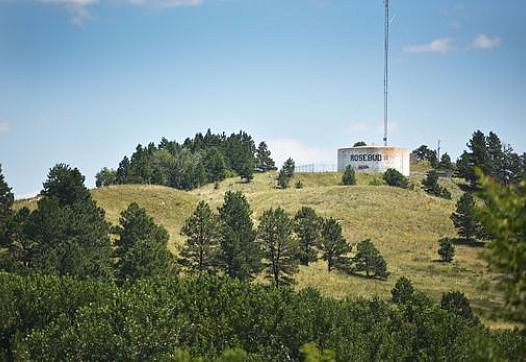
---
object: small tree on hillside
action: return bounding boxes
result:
[422,170,451,199]
[319,217,351,272]
[438,153,454,171]
[342,166,356,186]
[294,206,321,266]
[383,168,409,189]
[255,141,276,172]
[438,238,455,262]
[441,291,475,321]
[278,169,290,189]
[180,201,220,273]
[391,276,414,304]
[218,191,262,281]
[282,158,295,178]
[258,207,299,287]
[450,192,481,242]
[114,202,173,282]
[352,239,389,279]
[95,167,117,188]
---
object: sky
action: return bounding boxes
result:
[1,0,525,198]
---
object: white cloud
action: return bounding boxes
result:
[126,0,203,8]
[267,139,334,166]
[472,34,501,50]
[403,37,454,54]
[36,0,98,24]
[0,121,9,134]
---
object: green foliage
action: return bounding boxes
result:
[412,145,438,168]
[450,192,481,241]
[278,169,290,189]
[258,207,299,287]
[1,272,524,361]
[282,158,296,178]
[477,174,526,324]
[0,164,14,248]
[180,201,220,273]
[108,130,266,190]
[299,343,336,362]
[438,238,455,262]
[352,239,389,279]
[95,167,117,188]
[218,191,262,281]
[294,207,321,266]
[438,153,454,171]
[41,163,91,206]
[383,168,409,189]
[341,166,356,186]
[319,218,351,272]
[441,291,475,321]
[255,141,276,172]
[391,277,414,304]
[353,141,367,147]
[114,202,172,282]
[422,170,451,199]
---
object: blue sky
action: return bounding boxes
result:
[1,0,525,197]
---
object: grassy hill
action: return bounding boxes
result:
[14,171,513,329]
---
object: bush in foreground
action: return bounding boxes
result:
[383,168,409,189]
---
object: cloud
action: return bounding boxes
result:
[403,37,454,54]
[266,139,334,166]
[0,121,9,134]
[35,0,98,24]
[472,34,501,50]
[127,0,203,7]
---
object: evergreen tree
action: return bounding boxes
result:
[455,151,471,179]
[427,150,439,169]
[218,191,262,281]
[114,202,172,282]
[0,164,14,248]
[180,201,220,273]
[95,167,117,188]
[450,193,481,241]
[441,291,475,321]
[383,168,409,189]
[353,141,367,147]
[391,276,414,304]
[438,238,455,262]
[422,170,451,199]
[352,239,389,279]
[487,132,505,183]
[282,158,296,178]
[116,156,131,184]
[319,217,351,272]
[277,169,290,189]
[238,155,254,183]
[1,207,34,271]
[466,130,491,187]
[41,164,91,206]
[12,164,115,279]
[258,207,299,287]
[438,153,454,171]
[204,148,227,183]
[342,166,356,186]
[294,207,321,266]
[255,141,276,172]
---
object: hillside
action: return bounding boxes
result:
[14,171,512,328]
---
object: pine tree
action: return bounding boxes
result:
[438,153,454,171]
[422,170,451,199]
[204,148,227,183]
[41,164,91,206]
[0,164,14,248]
[114,202,172,282]
[294,207,321,266]
[353,141,367,147]
[319,217,351,272]
[466,130,491,187]
[180,201,219,273]
[95,167,117,188]
[282,158,296,178]
[352,239,389,279]
[438,238,455,262]
[258,207,299,287]
[487,132,504,183]
[450,193,481,241]
[441,291,475,321]
[277,169,290,189]
[218,191,262,281]
[391,277,414,304]
[342,166,356,185]
[255,141,276,172]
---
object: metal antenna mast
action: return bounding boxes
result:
[383,0,389,146]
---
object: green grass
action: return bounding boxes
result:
[14,171,514,329]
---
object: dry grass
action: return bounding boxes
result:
[14,171,514,328]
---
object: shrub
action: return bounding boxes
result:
[438,238,455,262]
[295,180,304,189]
[383,168,409,189]
[441,291,475,321]
[422,170,451,199]
[342,166,356,186]
[392,277,414,304]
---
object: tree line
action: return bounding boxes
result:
[96,129,277,190]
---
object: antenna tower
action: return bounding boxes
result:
[383,0,389,146]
